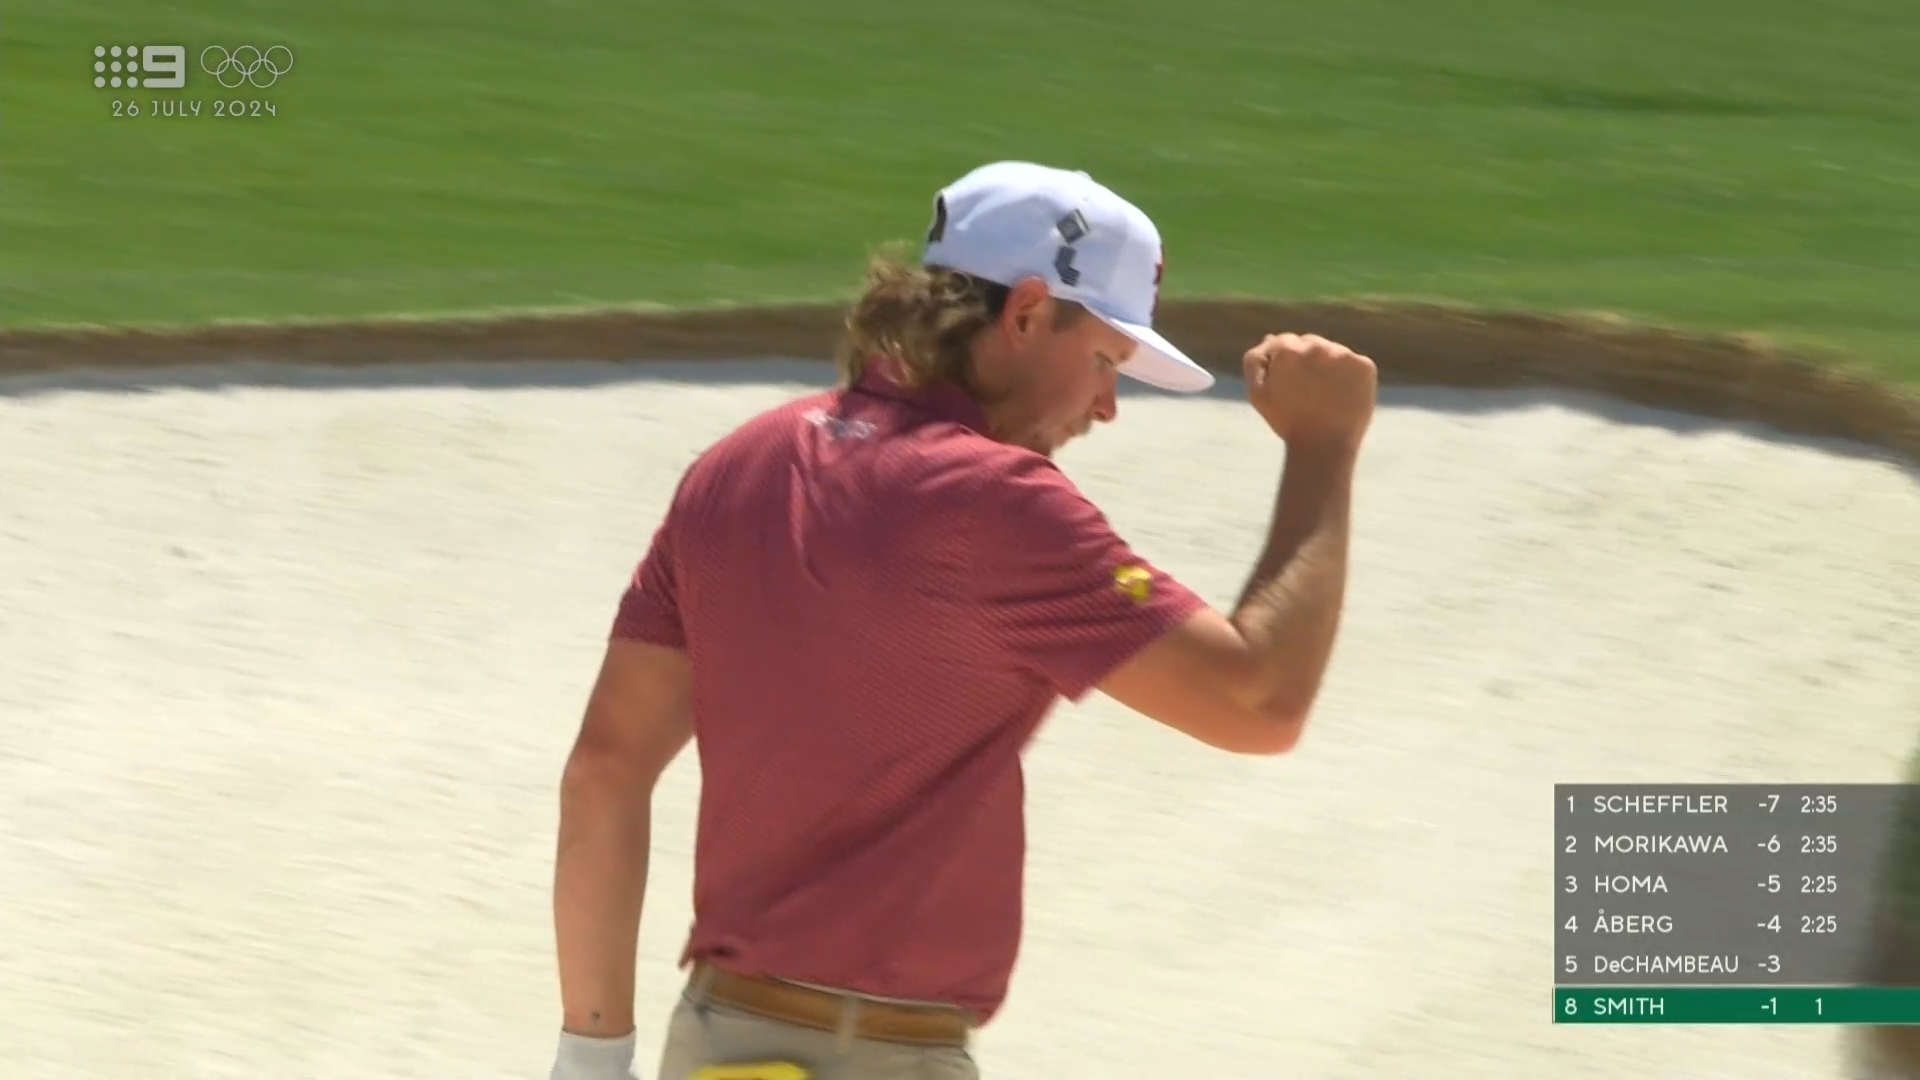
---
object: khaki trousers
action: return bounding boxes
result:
[654,974,980,1080]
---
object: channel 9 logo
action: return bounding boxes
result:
[93,44,186,89]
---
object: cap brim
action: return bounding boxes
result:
[1093,313,1215,393]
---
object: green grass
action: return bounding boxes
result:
[4,1,1918,382]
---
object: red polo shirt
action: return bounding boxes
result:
[610,360,1208,1023]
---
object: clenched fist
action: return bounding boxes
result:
[1242,333,1377,451]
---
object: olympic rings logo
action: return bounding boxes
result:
[199,45,293,89]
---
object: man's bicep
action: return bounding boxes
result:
[1096,607,1302,756]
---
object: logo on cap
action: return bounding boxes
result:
[1053,210,1090,287]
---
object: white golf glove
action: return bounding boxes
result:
[550,1029,641,1080]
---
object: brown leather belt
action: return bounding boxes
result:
[689,963,974,1048]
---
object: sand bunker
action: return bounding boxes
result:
[2,359,1916,1079]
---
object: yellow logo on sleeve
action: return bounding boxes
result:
[1113,565,1151,603]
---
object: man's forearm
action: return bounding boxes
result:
[1230,441,1359,720]
[554,758,655,1038]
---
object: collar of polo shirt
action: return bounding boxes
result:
[853,356,991,434]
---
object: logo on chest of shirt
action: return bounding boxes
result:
[1112,565,1152,603]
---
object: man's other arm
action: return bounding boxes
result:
[553,637,693,1040]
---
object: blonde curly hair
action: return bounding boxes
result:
[834,244,1085,394]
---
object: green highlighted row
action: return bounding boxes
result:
[1557,987,1920,1024]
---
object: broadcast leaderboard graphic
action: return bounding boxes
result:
[1554,784,1920,1024]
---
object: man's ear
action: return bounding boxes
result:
[1003,277,1054,336]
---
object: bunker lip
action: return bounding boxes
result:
[1,299,1915,462]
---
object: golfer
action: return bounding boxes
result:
[548,160,1377,1080]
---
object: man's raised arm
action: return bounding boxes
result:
[1099,333,1376,755]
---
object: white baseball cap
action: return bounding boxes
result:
[921,160,1214,393]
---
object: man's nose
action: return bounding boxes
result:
[1093,379,1118,423]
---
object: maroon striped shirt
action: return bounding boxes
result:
[610,360,1207,1022]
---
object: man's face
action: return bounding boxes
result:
[989,289,1134,457]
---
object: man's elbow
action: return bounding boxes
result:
[560,736,664,806]
[1237,699,1312,756]
[1179,678,1314,756]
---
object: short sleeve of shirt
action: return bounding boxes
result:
[610,512,686,649]
[970,454,1210,702]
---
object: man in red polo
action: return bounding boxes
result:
[548,161,1376,1080]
